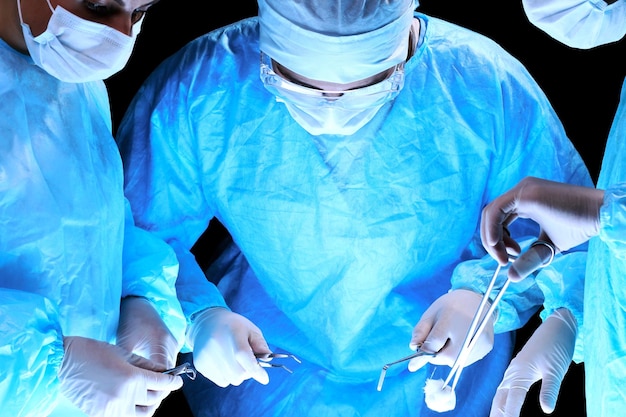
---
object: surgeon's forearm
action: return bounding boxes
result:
[169,239,229,323]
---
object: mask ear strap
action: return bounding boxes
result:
[16,0,25,24]
[16,0,55,26]
[44,0,55,13]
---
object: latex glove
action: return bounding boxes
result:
[59,336,183,417]
[117,296,180,370]
[186,307,271,387]
[481,176,603,281]
[490,308,577,417]
[408,289,494,372]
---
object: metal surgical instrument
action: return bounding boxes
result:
[163,362,197,380]
[442,263,509,392]
[255,352,302,374]
[444,241,556,391]
[377,345,437,391]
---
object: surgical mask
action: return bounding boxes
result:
[17,0,142,83]
[281,101,386,136]
[260,52,405,136]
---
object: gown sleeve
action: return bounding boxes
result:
[116,56,229,352]
[451,48,592,338]
[0,288,64,417]
[120,199,187,346]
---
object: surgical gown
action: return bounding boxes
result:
[116,14,593,417]
[522,0,626,49]
[0,39,186,416]
[583,77,626,417]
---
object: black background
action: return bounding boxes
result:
[105,1,626,415]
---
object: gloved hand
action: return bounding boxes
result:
[481,176,603,280]
[59,336,183,417]
[117,296,180,370]
[490,308,577,417]
[408,289,494,372]
[186,307,271,387]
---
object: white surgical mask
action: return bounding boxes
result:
[17,0,142,83]
[279,101,386,136]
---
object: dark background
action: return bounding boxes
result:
[105,1,626,415]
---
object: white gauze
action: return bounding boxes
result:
[424,378,456,412]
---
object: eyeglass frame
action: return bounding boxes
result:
[259,51,406,110]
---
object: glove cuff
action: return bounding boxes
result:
[548,308,577,338]
[185,307,229,349]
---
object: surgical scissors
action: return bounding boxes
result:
[255,352,302,374]
[377,345,437,391]
[163,362,197,380]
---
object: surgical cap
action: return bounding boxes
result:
[259,0,418,83]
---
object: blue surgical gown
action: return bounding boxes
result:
[0,39,186,416]
[583,77,626,417]
[116,14,593,417]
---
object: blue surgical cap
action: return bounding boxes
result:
[259,0,418,83]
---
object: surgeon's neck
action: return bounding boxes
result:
[0,0,29,54]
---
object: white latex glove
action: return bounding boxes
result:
[490,308,577,417]
[481,176,603,281]
[408,289,494,372]
[59,336,183,417]
[186,307,271,387]
[117,296,180,370]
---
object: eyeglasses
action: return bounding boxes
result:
[260,51,405,110]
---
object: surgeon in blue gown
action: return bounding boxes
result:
[0,0,187,416]
[481,1,626,416]
[116,0,593,416]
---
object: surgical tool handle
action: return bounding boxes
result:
[163,362,197,380]
[443,264,508,389]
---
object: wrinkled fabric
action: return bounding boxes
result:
[584,77,626,417]
[0,38,185,416]
[117,14,592,417]
[599,184,626,257]
[259,0,415,83]
[522,0,626,49]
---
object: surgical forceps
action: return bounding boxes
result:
[377,344,437,391]
[376,261,507,393]
[442,262,508,391]
[376,260,510,393]
[375,241,555,393]
[255,352,302,373]
[443,240,555,391]
[163,362,197,380]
